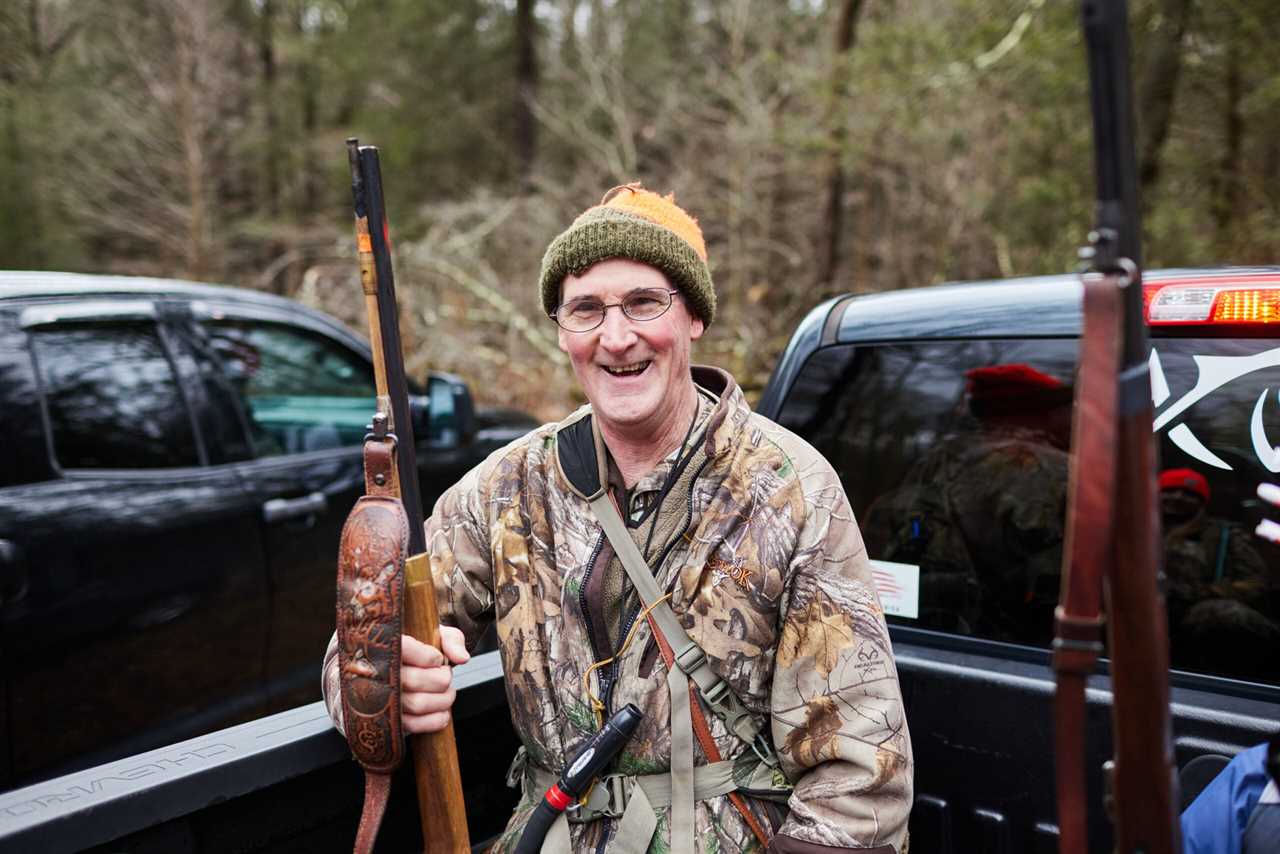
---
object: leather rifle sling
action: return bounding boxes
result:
[1053,272,1123,853]
[336,439,410,854]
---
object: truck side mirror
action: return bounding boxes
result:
[418,373,476,447]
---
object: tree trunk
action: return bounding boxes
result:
[817,0,864,288]
[1136,0,1193,200]
[260,0,279,217]
[1211,42,1243,250]
[296,0,319,219]
[514,0,538,188]
[25,0,47,266]
[560,0,579,67]
[174,2,210,279]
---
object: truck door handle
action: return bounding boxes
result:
[262,492,328,524]
[0,539,29,605]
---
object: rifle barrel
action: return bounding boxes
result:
[356,144,427,556]
[1081,0,1145,363]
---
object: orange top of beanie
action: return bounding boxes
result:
[600,183,708,262]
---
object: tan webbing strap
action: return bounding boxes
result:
[649,616,773,850]
[526,764,736,854]
[668,656,696,854]
[587,494,764,749]
[1053,272,1123,854]
[525,760,739,811]
[540,813,571,854]
[610,785,659,854]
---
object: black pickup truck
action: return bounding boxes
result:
[0,272,536,792]
[2,268,1279,853]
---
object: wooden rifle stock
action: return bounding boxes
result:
[347,138,471,854]
[1053,3,1179,852]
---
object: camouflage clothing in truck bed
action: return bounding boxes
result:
[325,366,912,853]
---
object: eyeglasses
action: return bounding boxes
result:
[550,288,680,333]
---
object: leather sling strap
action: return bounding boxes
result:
[336,440,409,854]
[588,493,772,852]
[1053,272,1124,854]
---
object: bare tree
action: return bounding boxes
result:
[515,0,539,187]
[0,0,81,266]
[817,0,865,288]
[1136,0,1193,199]
[66,0,244,278]
[1210,41,1243,246]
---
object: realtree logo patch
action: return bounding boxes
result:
[707,553,755,591]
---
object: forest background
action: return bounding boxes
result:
[2,0,1276,420]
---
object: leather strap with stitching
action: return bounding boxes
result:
[1053,272,1123,854]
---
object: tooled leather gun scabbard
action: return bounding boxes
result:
[337,440,409,853]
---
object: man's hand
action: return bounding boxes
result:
[401,627,470,734]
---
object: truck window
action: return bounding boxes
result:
[0,325,49,487]
[163,320,255,466]
[778,337,1280,687]
[204,320,376,457]
[29,323,199,470]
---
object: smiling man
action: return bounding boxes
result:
[323,185,912,853]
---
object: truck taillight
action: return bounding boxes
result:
[1211,289,1280,323]
[1144,277,1280,325]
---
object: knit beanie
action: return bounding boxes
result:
[539,183,716,326]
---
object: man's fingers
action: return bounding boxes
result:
[439,626,470,665]
[401,634,445,668]
[402,686,457,717]
[402,710,452,735]
[401,662,453,694]
[401,630,468,667]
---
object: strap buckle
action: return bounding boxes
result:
[566,775,627,824]
[674,642,706,675]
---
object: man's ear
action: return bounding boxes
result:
[689,316,705,341]
[558,326,570,353]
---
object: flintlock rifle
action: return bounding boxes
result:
[1052,2,1180,852]
[342,138,470,853]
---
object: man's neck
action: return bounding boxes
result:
[598,383,701,489]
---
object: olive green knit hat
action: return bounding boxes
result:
[539,183,716,326]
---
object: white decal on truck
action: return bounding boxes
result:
[1151,345,1280,472]
[1251,389,1280,472]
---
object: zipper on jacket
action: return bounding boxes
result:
[574,530,616,854]
[578,530,609,675]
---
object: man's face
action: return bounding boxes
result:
[1161,488,1205,525]
[557,258,704,435]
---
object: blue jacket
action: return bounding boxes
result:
[1181,743,1273,854]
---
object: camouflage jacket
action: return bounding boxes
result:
[325,366,912,853]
